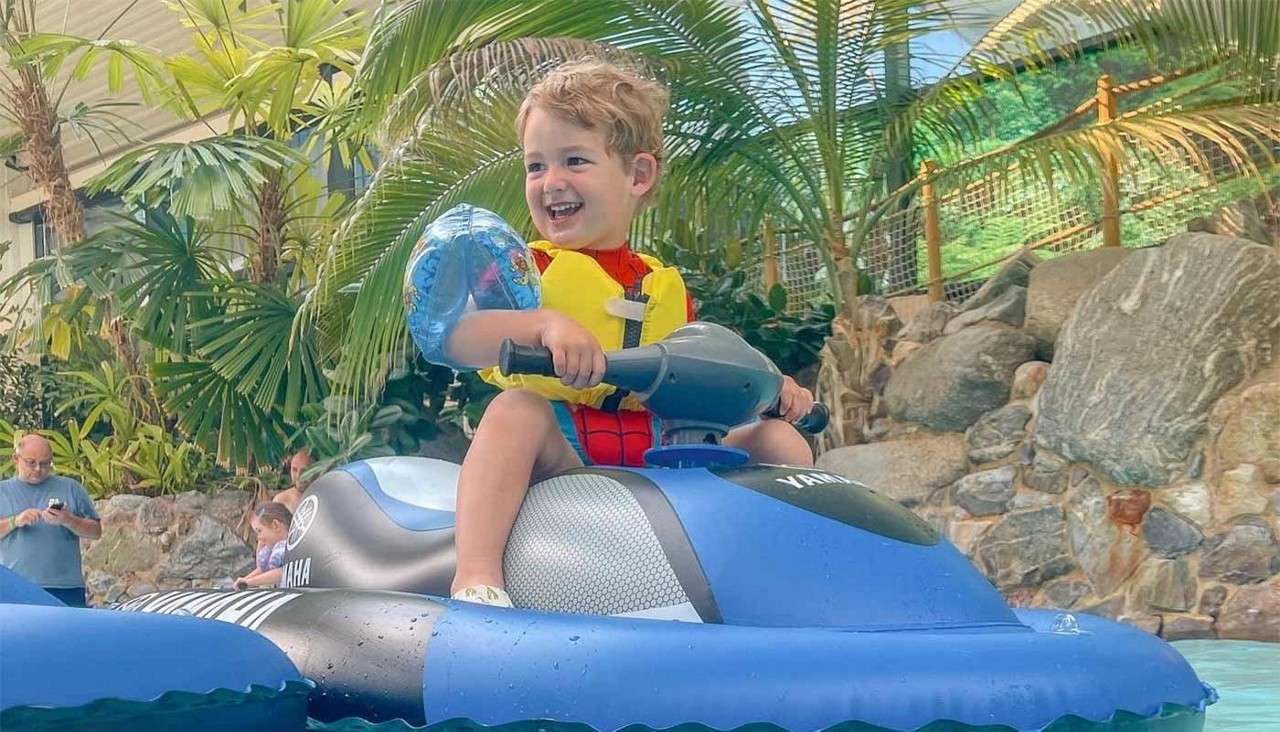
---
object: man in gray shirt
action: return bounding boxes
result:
[0,434,101,606]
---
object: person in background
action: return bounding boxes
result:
[272,450,314,513]
[234,502,292,590]
[0,434,102,607]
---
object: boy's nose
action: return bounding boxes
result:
[543,166,568,192]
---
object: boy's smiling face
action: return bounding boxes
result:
[522,106,656,251]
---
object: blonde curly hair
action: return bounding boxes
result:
[517,59,670,200]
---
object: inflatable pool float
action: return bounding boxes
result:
[0,566,311,731]
[118,323,1217,730]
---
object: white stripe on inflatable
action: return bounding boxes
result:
[610,601,704,623]
[362,456,460,512]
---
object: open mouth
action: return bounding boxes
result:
[546,202,582,221]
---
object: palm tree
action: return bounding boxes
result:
[5,0,369,466]
[0,0,167,245]
[310,0,1279,403]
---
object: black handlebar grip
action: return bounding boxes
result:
[764,401,831,435]
[498,339,558,378]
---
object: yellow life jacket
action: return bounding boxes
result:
[479,241,688,410]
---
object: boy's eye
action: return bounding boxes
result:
[525,162,544,174]
[567,156,589,166]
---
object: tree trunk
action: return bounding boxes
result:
[7,68,84,244]
[882,16,917,293]
[254,169,287,284]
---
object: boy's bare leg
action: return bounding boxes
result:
[451,389,583,594]
[724,419,815,467]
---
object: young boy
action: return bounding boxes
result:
[445,60,816,607]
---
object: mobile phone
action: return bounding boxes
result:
[47,498,65,510]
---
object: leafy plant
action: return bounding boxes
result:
[667,241,835,377]
[114,424,217,495]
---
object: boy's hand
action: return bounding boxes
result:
[776,376,815,423]
[538,312,607,389]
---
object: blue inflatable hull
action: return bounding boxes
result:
[0,567,311,731]
[121,586,1212,731]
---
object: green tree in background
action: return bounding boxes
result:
[306,0,1279,405]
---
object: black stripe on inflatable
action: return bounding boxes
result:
[124,588,444,726]
[576,468,723,624]
[286,470,457,596]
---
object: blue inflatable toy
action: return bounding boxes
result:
[0,566,311,730]
[119,323,1217,730]
[404,203,540,369]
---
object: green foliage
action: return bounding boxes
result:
[87,138,306,221]
[0,354,52,429]
[665,242,835,377]
[113,424,217,495]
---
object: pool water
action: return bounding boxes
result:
[1173,640,1280,731]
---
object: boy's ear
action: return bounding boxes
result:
[630,152,659,197]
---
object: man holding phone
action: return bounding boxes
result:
[1,433,101,607]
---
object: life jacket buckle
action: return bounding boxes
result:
[605,297,648,322]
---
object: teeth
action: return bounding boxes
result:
[548,202,580,219]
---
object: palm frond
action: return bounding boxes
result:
[15,33,171,105]
[303,97,528,403]
[196,282,328,420]
[151,359,288,467]
[86,136,306,220]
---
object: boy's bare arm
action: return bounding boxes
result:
[446,309,605,388]
[444,309,557,368]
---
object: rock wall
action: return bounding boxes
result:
[82,490,257,605]
[817,233,1280,642]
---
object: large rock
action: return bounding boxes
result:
[1041,577,1093,609]
[1036,234,1280,486]
[1214,464,1270,522]
[1131,558,1197,612]
[1163,482,1212,528]
[884,323,1036,431]
[1216,382,1280,482]
[1188,198,1271,246]
[817,433,968,507]
[1216,578,1280,641]
[85,570,125,605]
[1199,585,1230,618]
[1023,448,1070,494]
[966,405,1031,464]
[205,491,253,533]
[135,498,174,535]
[952,466,1017,517]
[1011,361,1050,400]
[898,301,958,344]
[975,507,1076,589]
[1024,247,1132,359]
[1199,518,1280,584]
[943,286,1026,335]
[160,515,252,580]
[83,527,162,574]
[1142,506,1203,558]
[1067,477,1146,597]
[959,250,1040,312]
[97,494,148,529]
[1163,615,1216,641]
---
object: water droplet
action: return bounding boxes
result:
[569,635,580,642]
[1052,612,1080,634]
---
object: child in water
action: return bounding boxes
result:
[444,60,816,608]
[235,502,292,590]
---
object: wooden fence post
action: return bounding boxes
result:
[1097,74,1122,247]
[920,160,944,303]
[762,216,780,290]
